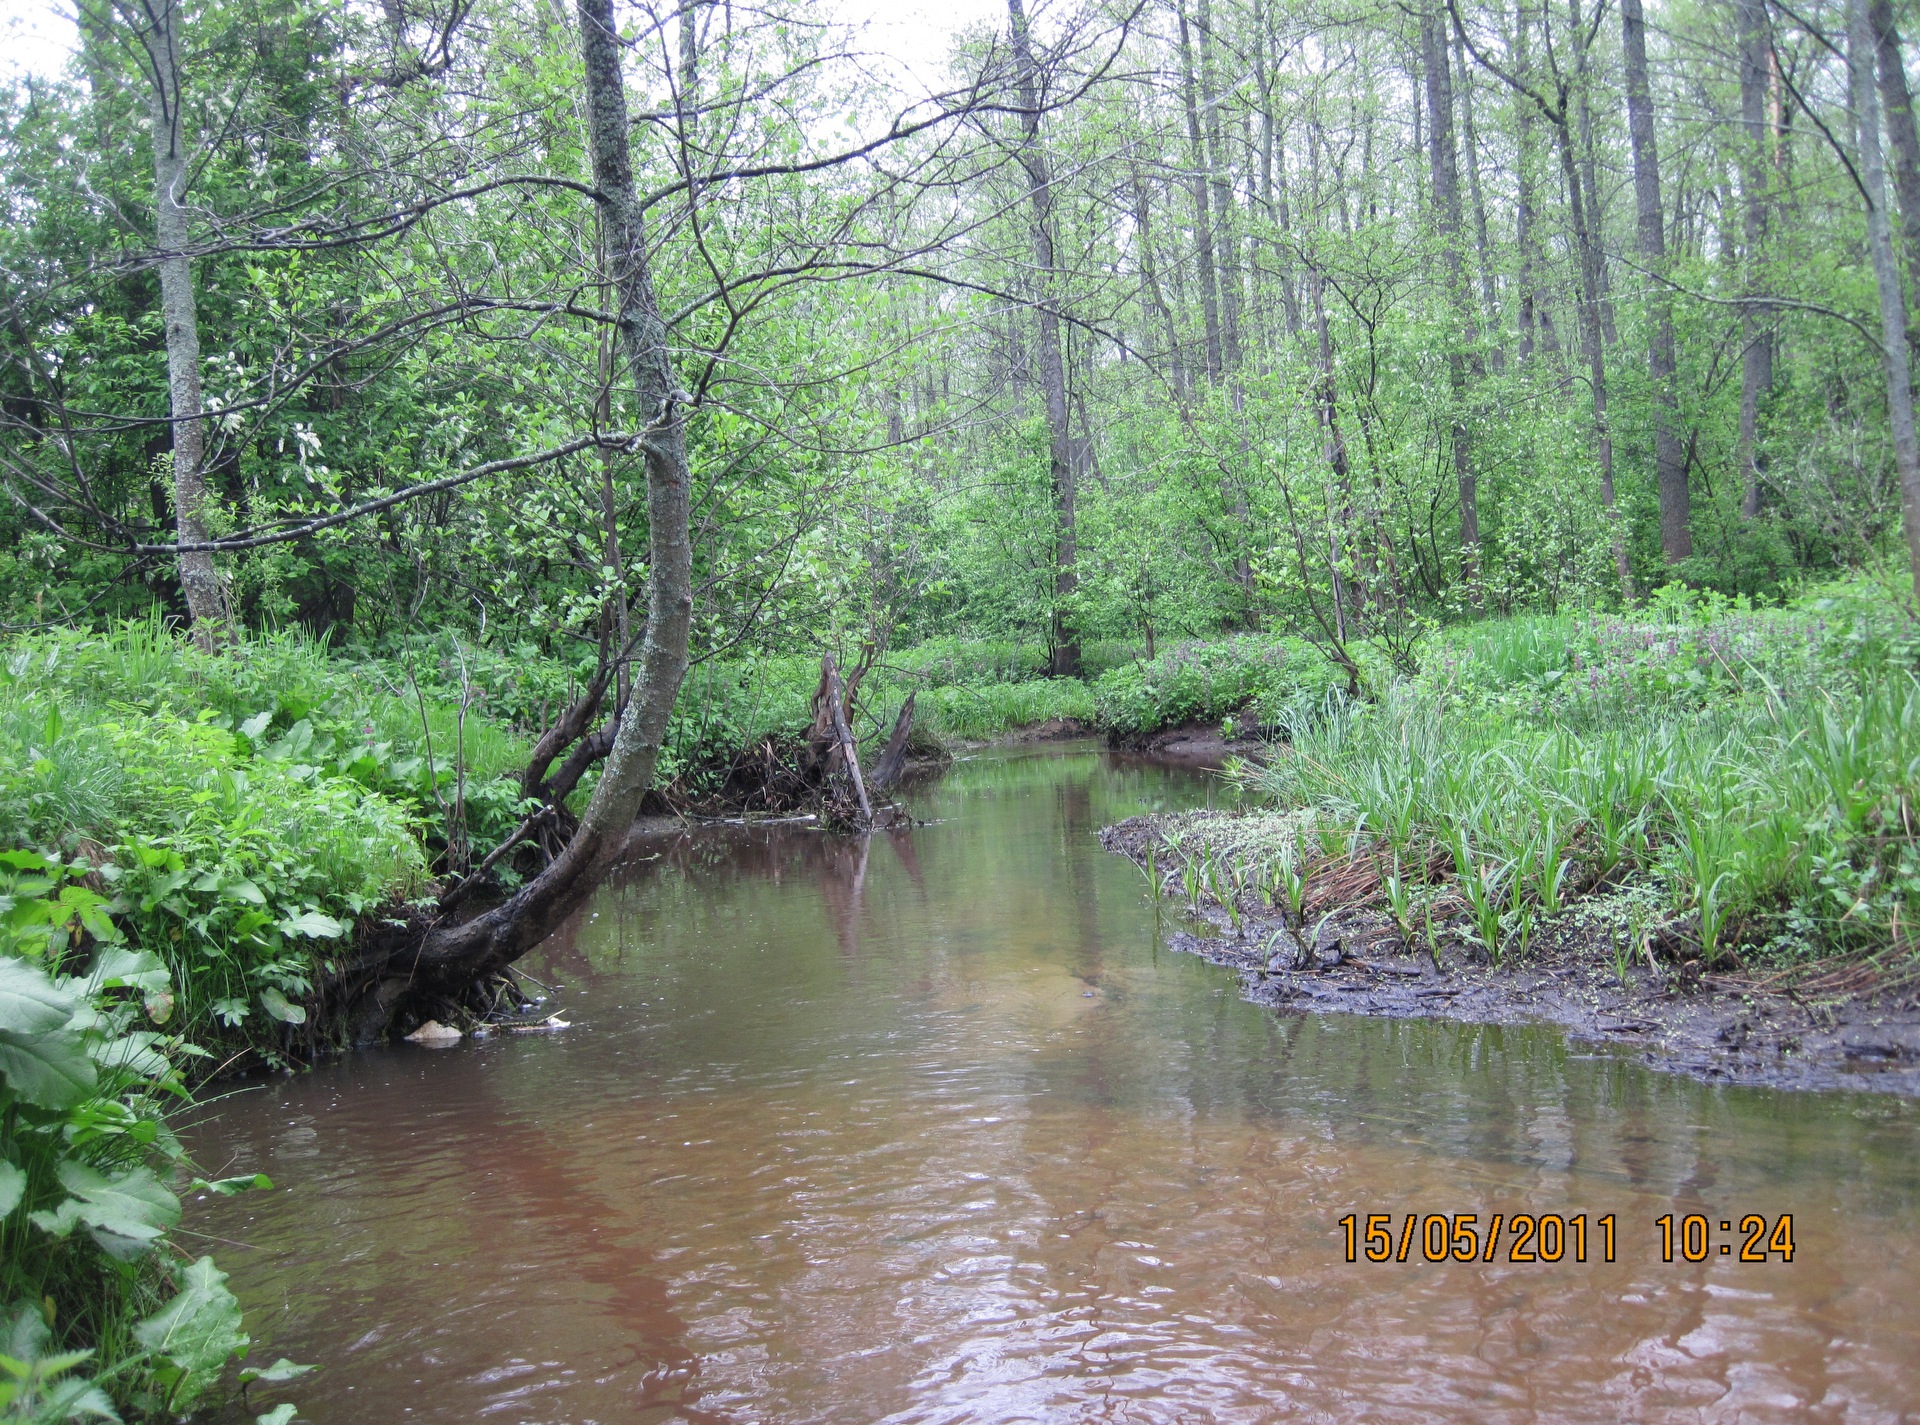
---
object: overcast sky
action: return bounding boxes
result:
[0,0,1011,89]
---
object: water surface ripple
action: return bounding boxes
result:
[189,746,1920,1423]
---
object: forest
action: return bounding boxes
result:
[3,0,1920,1415]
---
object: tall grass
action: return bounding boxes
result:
[916,678,1097,739]
[1253,659,1920,961]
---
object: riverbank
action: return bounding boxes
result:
[1103,812,1920,1095]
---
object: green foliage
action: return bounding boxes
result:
[0,931,294,1419]
[916,679,1096,740]
[1093,636,1341,735]
[1247,582,1920,964]
[1,629,444,1044]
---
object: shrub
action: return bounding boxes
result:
[0,856,307,1420]
[1093,635,1341,735]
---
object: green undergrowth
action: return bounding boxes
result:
[662,630,1346,779]
[658,648,1102,791]
[0,890,310,1422]
[0,623,493,1420]
[1220,581,1920,968]
[2,628,452,1050]
[1091,634,1343,736]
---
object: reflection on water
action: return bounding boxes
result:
[188,745,1920,1423]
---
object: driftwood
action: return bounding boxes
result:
[809,653,874,825]
[870,691,916,792]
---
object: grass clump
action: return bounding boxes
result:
[914,677,1096,740]
[1243,582,1920,966]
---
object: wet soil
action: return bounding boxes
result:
[1103,813,1920,1097]
[1105,720,1272,767]
[966,714,1096,744]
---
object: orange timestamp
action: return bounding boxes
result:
[1338,1212,1796,1264]
[1341,1212,1613,1263]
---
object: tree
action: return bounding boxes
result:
[1734,0,1774,518]
[1008,0,1083,677]
[114,0,229,642]
[1422,6,1481,583]
[1849,0,1920,595]
[1620,0,1691,560]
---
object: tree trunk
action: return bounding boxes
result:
[1556,98,1636,600]
[1197,0,1243,374]
[130,0,227,645]
[1421,10,1481,580]
[1253,5,1304,339]
[1735,0,1773,517]
[1176,6,1225,381]
[1871,0,1920,311]
[1308,266,1353,552]
[1131,167,1188,397]
[1621,0,1692,561]
[353,0,698,1027]
[869,692,917,794]
[819,655,873,825]
[1515,1,1543,364]
[1851,0,1920,595]
[1454,32,1506,371]
[1569,0,1618,346]
[1008,0,1081,678]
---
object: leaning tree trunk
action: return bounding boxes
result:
[1850,0,1920,597]
[344,0,696,1035]
[1008,0,1082,678]
[1621,0,1692,562]
[130,0,227,645]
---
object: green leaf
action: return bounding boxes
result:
[0,1305,118,1420]
[83,947,171,997]
[239,711,274,740]
[223,879,267,907]
[276,911,346,939]
[135,1256,249,1411]
[239,1357,313,1385]
[190,1173,273,1197]
[54,1161,181,1257]
[0,1027,98,1108]
[0,1161,23,1219]
[258,988,307,1025]
[91,1030,171,1080]
[256,1405,298,1425]
[39,1377,121,1421]
[29,1197,83,1238]
[0,957,78,1034]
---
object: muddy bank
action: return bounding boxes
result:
[1105,720,1272,768]
[1103,813,1920,1096]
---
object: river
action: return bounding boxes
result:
[187,744,1920,1423]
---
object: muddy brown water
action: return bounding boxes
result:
[188,745,1920,1423]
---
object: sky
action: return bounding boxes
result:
[0,0,1012,89]
[0,0,77,86]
